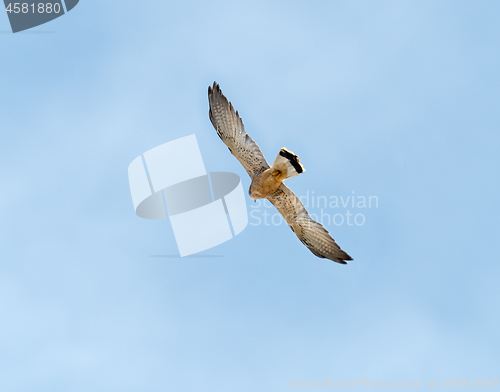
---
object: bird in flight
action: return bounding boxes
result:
[208,82,352,264]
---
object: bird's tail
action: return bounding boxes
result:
[270,148,305,181]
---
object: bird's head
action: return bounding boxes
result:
[248,185,258,202]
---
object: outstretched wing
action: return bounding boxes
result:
[267,183,353,264]
[208,82,270,179]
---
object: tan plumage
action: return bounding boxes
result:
[208,82,352,264]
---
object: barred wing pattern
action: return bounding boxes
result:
[267,183,353,264]
[208,83,270,179]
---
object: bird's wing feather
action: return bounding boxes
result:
[208,82,269,179]
[267,183,353,264]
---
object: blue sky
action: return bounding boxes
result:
[1,1,499,391]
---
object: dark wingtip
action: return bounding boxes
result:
[340,251,353,262]
[330,251,353,264]
[209,81,219,97]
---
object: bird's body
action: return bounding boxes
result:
[208,82,352,264]
[249,148,303,200]
[249,169,281,201]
